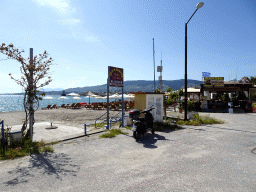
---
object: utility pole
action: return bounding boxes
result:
[160,53,162,92]
[153,38,155,92]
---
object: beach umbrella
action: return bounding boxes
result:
[67,92,79,96]
[58,96,67,104]
[72,96,81,103]
[72,96,81,100]
[109,94,119,99]
[123,94,135,99]
[87,91,97,104]
[43,96,54,105]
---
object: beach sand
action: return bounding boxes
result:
[0,108,124,128]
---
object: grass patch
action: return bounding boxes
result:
[125,125,132,130]
[99,129,128,138]
[176,114,224,126]
[41,145,54,153]
[0,139,54,160]
[95,123,107,128]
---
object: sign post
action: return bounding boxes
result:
[107,66,124,128]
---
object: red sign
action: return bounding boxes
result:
[108,66,123,87]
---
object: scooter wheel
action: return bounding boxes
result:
[151,128,155,134]
[133,131,140,140]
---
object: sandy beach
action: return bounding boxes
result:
[0,108,124,128]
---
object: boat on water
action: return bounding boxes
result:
[61,90,66,96]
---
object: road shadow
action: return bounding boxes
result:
[4,152,80,186]
[136,133,170,149]
[161,126,185,133]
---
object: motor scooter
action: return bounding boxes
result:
[129,103,155,140]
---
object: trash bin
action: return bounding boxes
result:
[123,115,132,126]
[9,131,23,145]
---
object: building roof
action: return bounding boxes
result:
[183,87,201,93]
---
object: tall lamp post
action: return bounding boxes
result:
[184,2,204,121]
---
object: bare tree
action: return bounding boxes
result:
[0,43,54,138]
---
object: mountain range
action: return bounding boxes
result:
[41,79,202,95]
[2,79,202,95]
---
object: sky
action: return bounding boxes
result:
[0,0,256,93]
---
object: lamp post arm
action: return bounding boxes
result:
[186,9,198,24]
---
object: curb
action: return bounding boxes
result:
[44,128,105,144]
[44,125,124,144]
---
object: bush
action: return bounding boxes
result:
[0,138,54,160]
[176,114,224,126]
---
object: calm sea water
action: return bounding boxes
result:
[0,95,119,112]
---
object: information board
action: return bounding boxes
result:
[204,77,224,88]
[108,66,123,87]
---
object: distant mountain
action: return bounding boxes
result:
[40,88,64,92]
[41,79,202,95]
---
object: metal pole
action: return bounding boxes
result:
[122,87,124,127]
[184,23,188,121]
[184,8,199,121]
[153,38,155,91]
[107,78,109,130]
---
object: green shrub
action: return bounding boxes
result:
[176,114,224,126]
[0,138,54,160]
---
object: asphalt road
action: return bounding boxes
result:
[1,113,256,191]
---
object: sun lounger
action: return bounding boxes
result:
[68,103,76,109]
[73,103,81,109]
[97,105,103,110]
[42,105,51,110]
[86,104,92,110]
[64,104,70,108]
[60,104,66,108]
[50,104,57,109]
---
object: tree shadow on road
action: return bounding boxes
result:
[4,152,80,186]
[136,133,171,149]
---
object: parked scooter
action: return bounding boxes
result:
[129,103,155,140]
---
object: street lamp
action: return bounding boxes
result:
[184,2,204,121]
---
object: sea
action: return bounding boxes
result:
[0,95,120,112]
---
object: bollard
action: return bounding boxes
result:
[84,124,87,135]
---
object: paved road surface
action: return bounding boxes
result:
[1,113,256,191]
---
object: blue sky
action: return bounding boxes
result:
[0,0,256,93]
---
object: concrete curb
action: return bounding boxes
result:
[43,125,124,144]
[44,128,105,144]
